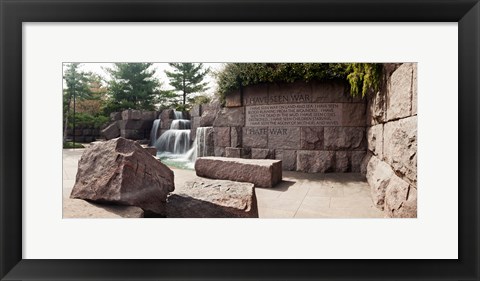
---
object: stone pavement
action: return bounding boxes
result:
[63,148,384,218]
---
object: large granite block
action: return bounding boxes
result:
[387,63,414,120]
[300,127,324,150]
[195,157,282,188]
[214,127,231,147]
[296,150,335,173]
[275,149,296,171]
[324,127,366,150]
[367,124,383,158]
[267,127,300,150]
[243,127,268,148]
[166,178,258,218]
[383,116,417,187]
[213,107,245,127]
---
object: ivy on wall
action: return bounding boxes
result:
[215,63,381,100]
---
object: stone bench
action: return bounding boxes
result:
[166,178,258,218]
[195,157,282,188]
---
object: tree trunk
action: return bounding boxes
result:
[63,95,72,143]
[182,75,186,105]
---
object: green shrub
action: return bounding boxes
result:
[215,63,381,100]
[63,142,85,149]
[67,112,109,129]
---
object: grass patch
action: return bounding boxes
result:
[63,142,85,149]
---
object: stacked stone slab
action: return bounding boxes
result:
[195,157,282,188]
[67,127,101,143]
[204,80,367,173]
[101,109,159,141]
[166,178,258,218]
[363,63,417,218]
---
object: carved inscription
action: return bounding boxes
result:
[246,103,342,127]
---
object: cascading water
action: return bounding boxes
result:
[154,111,191,155]
[151,110,213,169]
[184,127,212,161]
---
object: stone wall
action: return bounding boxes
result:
[363,63,417,218]
[192,80,368,173]
[101,109,158,141]
[66,127,101,143]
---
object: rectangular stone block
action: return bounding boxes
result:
[243,84,268,106]
[190,116,201,141]
[214,127,231,147]
[296,151,335,173]
[384,174,416,218]
[311,80,352,103]
[225,147,242,158]
[341,102,366,127]
[324,127,366,150]
[225,89,242,107]
[351,151,366,173]
[366,89,386,126]
[110,112,122,121]
[268,81,312,104]
[195,157,282,188]
[120,129,143,140]
[230,126,242,148]
[141,111,157,121]
[243,127,268,148]
[383,116,417,187]
[251,148,275,159]
[190,104,202,117]
[300,127,324,150]
[367,124,383,159]
[387,63,413,121]
[214,146,225,157]
[166,178,258,218]
[118,120,144,130]
[122,109,142,120]
[275,149,296,171]
[335,151,349,172]
[213,107,245,127]
[366,155,394,210]
[268,127,300,150]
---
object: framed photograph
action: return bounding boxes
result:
[1,0,479,280]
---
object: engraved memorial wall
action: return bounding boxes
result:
[201,80,367,173]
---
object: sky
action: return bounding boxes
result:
[73,62,224,97]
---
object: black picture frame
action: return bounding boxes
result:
[1,0,479,280]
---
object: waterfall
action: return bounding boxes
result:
[153,110,191,155]
[150,119,161,146]
[185,127,213,163]
[150,110,213,169]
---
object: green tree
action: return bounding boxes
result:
[105,63,161,112]
[165,63,210,105]
[63,63,93,143]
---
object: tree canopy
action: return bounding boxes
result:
[105,63,161,112]
[165,63,210,106]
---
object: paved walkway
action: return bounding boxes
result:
[63,149,384,218]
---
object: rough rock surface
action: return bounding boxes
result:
[199,102,221,127]
[296,151,335,173]
[275,149,296,171]
[324,127,365,150]
[383,116,417,187]
[70,138,175,216]
[213,107,245,127]
[243,127,268,148]
[366,155,394,210]
[195,157,282,188]
[122,109,142,120]
[166,178,258,218]
[268,127,300,149]
[230,127,242,148]
[225,90,243,107]
[214,127,231,147]
[300,127,324,150]
[367,124,384,158]
[384,175,416,218]
[387,63,413,120]
[101,123,120,140]
[251,148,275,159]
